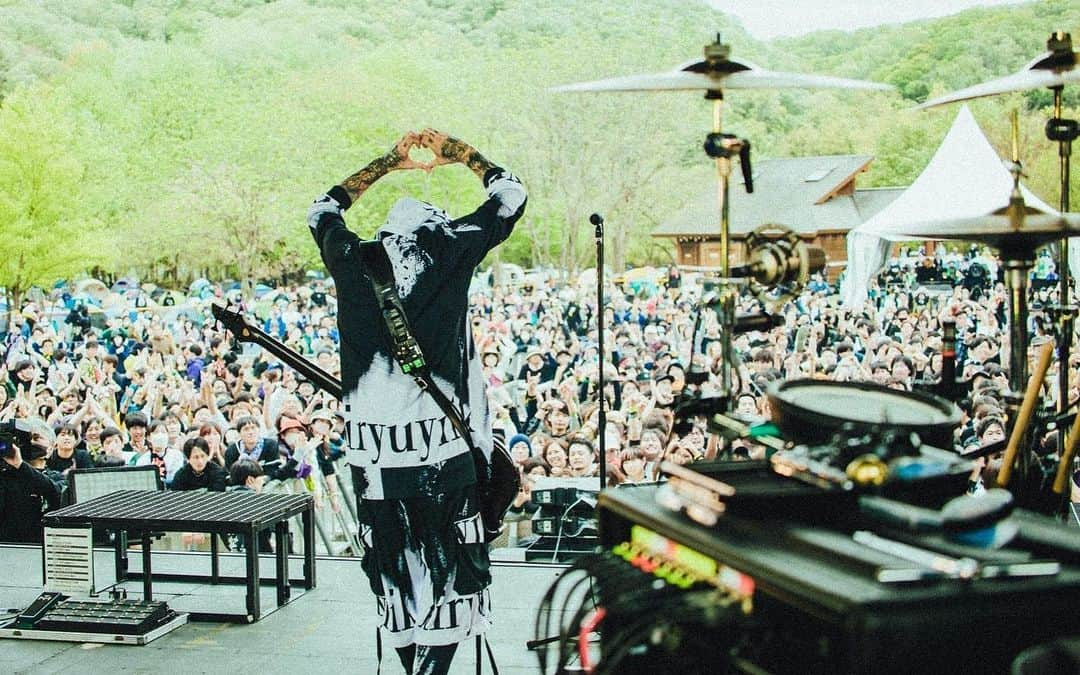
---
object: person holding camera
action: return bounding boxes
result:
[0,434,62,543]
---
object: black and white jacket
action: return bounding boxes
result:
[309,168,526,500]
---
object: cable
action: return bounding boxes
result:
[550,496,591,563]
[536,549,730,674]
[578,551,743,673]
[536,552,634,674]
[557,557,645,672]
[553,556,623,671]
[578,606,607,673]
[598,591,733,675]
[535,555,607,672]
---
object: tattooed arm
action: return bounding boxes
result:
[308,131,428,267]
[338,131,428,205]
[418,128,526,267]
[419,128,496,180]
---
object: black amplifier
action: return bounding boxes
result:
[590,470,1080,674]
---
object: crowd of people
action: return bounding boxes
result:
[1,241,1070,543]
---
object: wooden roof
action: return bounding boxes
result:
[653,155,897,239]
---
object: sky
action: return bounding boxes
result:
[711,0,1035,39]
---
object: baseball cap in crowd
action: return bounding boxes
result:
[310,408,336,423]
[277,417,307,437]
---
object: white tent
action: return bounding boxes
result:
[841,105,1060,308]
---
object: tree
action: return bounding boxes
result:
[0,83,99,308]
[164,162,288,297]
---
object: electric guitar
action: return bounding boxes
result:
[211,303,341,399]
[212,303,518,541]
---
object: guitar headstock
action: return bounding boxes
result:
[211,303,257,343]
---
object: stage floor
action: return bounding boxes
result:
[0,544,562,674]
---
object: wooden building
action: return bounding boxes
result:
[652,155,903,280]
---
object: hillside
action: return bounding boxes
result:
[0,0,1076,296]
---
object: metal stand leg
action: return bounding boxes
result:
[114,530,128,584]
[140,532,153,601]
[244,530,260,622]
[1049,83,1077,485]
[211,531,220,584]
[302,508,316,589]
[1005,257,1036,484]
[275,522,290,607]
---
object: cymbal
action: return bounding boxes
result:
[552,59,893,94]
[880,207,1080,252]
[918,34,1078,109]
[917,65,1079,110]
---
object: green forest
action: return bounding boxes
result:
[0,0,1077,301]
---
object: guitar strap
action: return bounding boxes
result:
[356,241,485,473]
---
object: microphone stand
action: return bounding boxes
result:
[592,213,606,490]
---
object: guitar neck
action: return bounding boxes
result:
[236,323,343,401]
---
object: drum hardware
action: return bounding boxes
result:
[932,318,962,402]
[572,475,1080,674]
[767,379,962,450]
[669,224,826,438]
[707,413,787,454]
[1053,398,1080,494]
[768,424,971,499]
[879,114,1077,394]
[770,449,854,491]
[958,438,1008,461]
[553,35,891,412]
[858,488,1020,549]
[656,462,733,527]
[852,530,980,579]
[730,224,828,304]
[920,32,1079,495]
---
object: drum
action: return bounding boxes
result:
[768,379,961,449]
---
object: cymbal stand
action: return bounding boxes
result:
[1045,31,1080,500]
[700,37,754,411]
[1049,82,1076,412]
[1003,113,1036,483]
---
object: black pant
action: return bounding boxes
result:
[395,643,459,675]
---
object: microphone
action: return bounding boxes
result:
[589,213,604,226]
[936,318,960,402]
